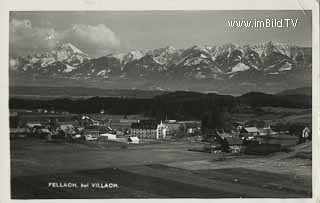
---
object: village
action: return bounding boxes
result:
[9,101,313,199]
[9,106,311,155]
[4,6,317,200]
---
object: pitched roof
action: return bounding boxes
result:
[128,136,139,143]
[25,123,42,128]
[244,127,259,133]
[258,127,276,135]
[39,128,51,133]
[131,120,157,129]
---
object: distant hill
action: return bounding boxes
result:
[238,91,311,108]
[10,90,312,119]
[9,86,169,99]
[277,87,312,96]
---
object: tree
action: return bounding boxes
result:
[201,107,231,133]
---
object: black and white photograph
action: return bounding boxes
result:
[2,1,319,201]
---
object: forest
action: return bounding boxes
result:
[10,91,311,124]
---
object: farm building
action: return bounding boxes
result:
[58,124,76,137]
[224,137,243,153]
[100,133,117,140]
[25,122,42,129]
[216,131,244,153]
[84,129,99,141]
[240,127,259,139]
[35,128,52,138]
[258,127,277,136]
[105,121,132,131]
[202,131,244,153]
[128,136,139,144]
[80,115,101,127]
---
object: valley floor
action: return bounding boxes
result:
[11,138,312,199]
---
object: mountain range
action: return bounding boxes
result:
[276,86,312,96]
[9,41,312,95]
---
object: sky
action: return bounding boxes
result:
[10,10,312,57]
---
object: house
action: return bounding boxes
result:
[24,122,43,135]
[96,126,114,134]
[116,130,125,136]
[80,115,101,127]
[32,128,52,138]
[204,131,243,153]
[224,137,243,153]
[100,133,117,140]
[84,130,99,141]
[58,124,76,137]
[258,127,276,136]
[106,121,132,131]
[240,127,259,140]
[99,118,140,132]
[302,126,311,141]
[85,134,98,141]
[58,125,85,141]
[128,136,139,144]
[216,131,243,153]
[25,122,42,129]
[244,127,259,135]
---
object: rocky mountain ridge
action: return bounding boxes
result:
[10,41,312,94]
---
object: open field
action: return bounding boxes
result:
[11,138,312,198]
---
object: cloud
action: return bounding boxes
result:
[10,19,32,29]
[63,24,120,49]
[10,19,121,56]
[10,19,59,55]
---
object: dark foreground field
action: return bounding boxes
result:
[11,138,312,199]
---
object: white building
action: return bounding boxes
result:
[128,136,139,144]
[100,133,117,140]
[156,121,169,139]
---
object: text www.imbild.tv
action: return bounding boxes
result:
[227,18,299,28]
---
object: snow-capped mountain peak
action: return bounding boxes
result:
[10,41,311,93]
[55,43,90,62]
[61,43,85,55]
[109,50,144,65]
